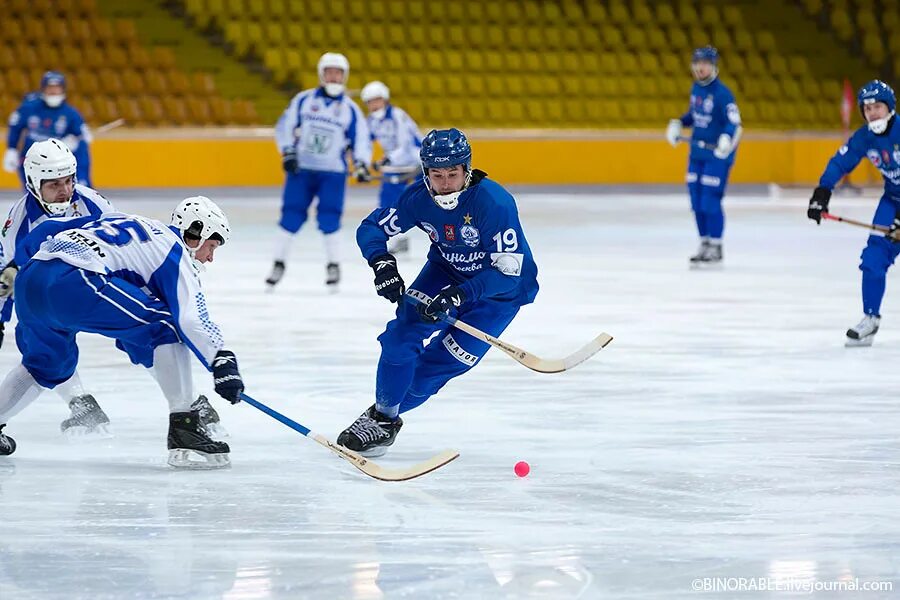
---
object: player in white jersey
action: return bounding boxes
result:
[267,52,373,290]
[0,197,245,469]
[360,80,423,254]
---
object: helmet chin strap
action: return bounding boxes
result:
[323,83,344,96]
[868,111,895,134]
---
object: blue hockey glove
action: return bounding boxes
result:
[282,148,298,174]
[370,253,405,303]
[807,186,831,224]
[418,286,466,323]
[212,350,244,404]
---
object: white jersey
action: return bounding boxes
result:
[0,184,114,321]
[367,104,423,169]
[30,213,224,367]
[275,87,372,173]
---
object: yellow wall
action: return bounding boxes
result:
[0,130,880,189]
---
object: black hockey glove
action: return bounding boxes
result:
[372,158,390,172]
[0,322,5,349]
[889,212,900,243]
[212,350,244,404]
[353,160,372,183]
[370,253,405,303]
[418,286,466,323]
[282,148,298,174]
[807,186,831,224]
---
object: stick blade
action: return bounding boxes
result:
[313,434,459,481]
[518,332,613,374]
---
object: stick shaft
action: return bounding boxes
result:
[822,212,890,233]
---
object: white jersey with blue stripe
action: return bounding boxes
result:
[367,104,423,169]
[275,87,372,173]
[29,213,225,368]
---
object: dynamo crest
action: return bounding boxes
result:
[460,224,480,247]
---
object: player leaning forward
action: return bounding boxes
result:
[337,128,539,456]
[807,80,900,347]
[0,198,245,468]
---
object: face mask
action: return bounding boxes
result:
[868,111,895,134]
[433,191,463,210]
[323,83,344,97]
[40,198,71,216]
[370,108,386,119]
[43,94,65,108]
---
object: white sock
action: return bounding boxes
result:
[0,364,45,424]
[54,370,86,403]
[273,228,294,264]
[150,344,195,413]
[323,232,340,264]
[709,238,722,247]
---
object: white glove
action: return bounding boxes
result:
[61,134,80,152]
[713,134,733,159]
[0,265,18,298]
[665,119,682,147]
[2,148,18,173]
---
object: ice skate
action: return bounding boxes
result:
[0,424,16,456]
[265,260,285,287]
[60,394,111,438]
[337,404,403,457]
[191,394,228,439]
[688,240,709,266]
[326,262,340,292]
[690,242,723,269]
[167,410,231,469]
[845,314,880,347]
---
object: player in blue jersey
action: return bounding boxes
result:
[807,80,900,347]
[337,128,539,456]
[0,197,245,468]
[360,80,423,254]
[666,46,742,267]
[267,52,373,290]
[3,72,93,189]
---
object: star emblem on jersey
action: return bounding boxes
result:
[463,213,473,225]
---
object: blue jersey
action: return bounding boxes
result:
[6,96,89,158]
[819,119,900,196]
[367,104,423,169]
[357,172,539,305]
[680,77,742,162]
[274,87,372,174]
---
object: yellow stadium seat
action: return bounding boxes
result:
[638,52,660,73]
[561,77,582,95]
[622,26,647,50]
[582,78,602,97]
[660,53,683,74]
[464,50,484,71]
[700,5,722,28]
[486,76,505,97]
[756,31,776,53]
[585,3,607,23]
[484,3,505,23]
[598,53,618,74]
[862,34,885,66]
[632,2,653,23]
[521,51,541,72]
[600,26,624,48]
[722,5,742,27]
[619,77,639,97]
[711,29,733,52]
[542,2,563,23]
[734,30,754,52]
[645,26,667,51]
[767,55,788,76]
[677,3,699,23]
[541,52,562,72]
[780,78,802,99]
[608,1,629,24]
[484,51,503,72]
[745,54,766,75]
[581,27,601,49]
[121,70,143,94]
[504,75,525,96]
[506,26,526,50]
[666,26,689,50]
[799,78,821,98]
[466,75,487,97]
[543,28,563,49]
[819,80,840,100]
[655,4,675,24]
[581,54,600,73]
[503,52,523,72]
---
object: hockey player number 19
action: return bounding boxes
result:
[493,229,518,252]
[378,208,401,237]
[83,218,150,247]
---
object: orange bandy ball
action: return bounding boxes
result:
[514,461,530,477]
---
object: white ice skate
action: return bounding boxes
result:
[845,315,880,347]
[689,242,723,269]
[61,395,112,439]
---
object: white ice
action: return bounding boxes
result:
[0,187,898,599]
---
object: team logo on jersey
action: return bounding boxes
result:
[868,149,882,167]
[311,104,319,112]
[27,115,40,129]
[421,221,439,242]
[444,225,455,241]
[54,116,68,135]
[460,225,480,247]
[894,148,900,164]
[703,96,714,113]
[1,218,11,237]
[883,150,891,165]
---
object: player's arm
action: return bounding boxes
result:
[60,110,87,152]
[3,103,26,173]
[387,109,424,166]
[275,93,303,173]
[713,91,743,159]
[348,103,374,181]
[807,131,868,224]
[357,191,417,303]
[76,185,115,214]
[667,97,694,146]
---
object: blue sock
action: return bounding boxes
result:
[374,357,415,419]
[693,211,708,237]
[399,391,429,414]
[862,271,886,316]
[706,211,725,239]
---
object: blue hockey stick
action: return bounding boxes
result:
[240,392,458,481]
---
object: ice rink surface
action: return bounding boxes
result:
[0,187,898,599]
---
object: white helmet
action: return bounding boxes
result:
[361,80,390,103]
[23,138,77,215]
[171,196,231,248]
[317,52,349,97]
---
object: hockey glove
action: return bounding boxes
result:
[370,253,405,303]
[418,286,466,323]
[2,148,17,173]
[889,213,900,242]
[0,322,5,349]
[713,134,733,159]
[282,148,298,174]
[665,119,682,147]
[373,158,390,172]
[807,186,831,224]
[0,263,17,298]
[212,350,244,404]
[353,161,372,183]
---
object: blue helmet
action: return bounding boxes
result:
[40,70,66,90]
[691,46,719,65]
[420,128,472,171]
[858,79,896,114]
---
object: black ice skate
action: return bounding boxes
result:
[0,424,16,456]
[846,315,880,347]
[191,394,228,438]
[60,394,111,438]
[691,242,723,269]
[689,240,710,265]
[167,410,231,469]
[326,262,340,290]
[265,260,285,287]
[337,405,403,457]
